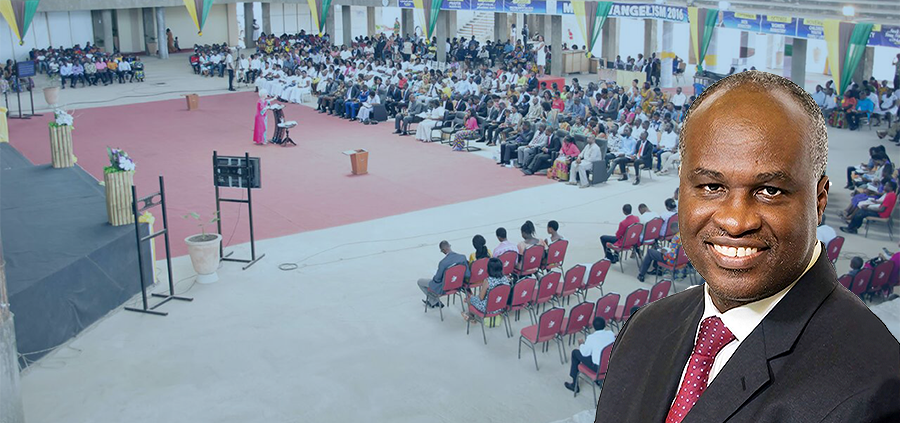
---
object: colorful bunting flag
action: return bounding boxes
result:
[688,7,718,72]
[571,1,612,58]
[307,0,334,36]
[413,0,441,43]
[824,19,874,96]
[183,0,215,36]
[0,0,39,45]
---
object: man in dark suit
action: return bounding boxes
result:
[631,130,654,185]
[593,71,900,422]
[394,94,425,136]
[333,83,359,118]
[383,83,402,117]
[417,241,469,308]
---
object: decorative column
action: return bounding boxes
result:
[244,2,255,48]
[550,15,562,76]
[367,6,376,36]
[49,125,75,168]
[787,37,807,88]
[643,19,657,57]
[105,170,135,226]
[325,6,336,42]
[660,21,675,87]
[401,8,413,38]
[102,10,115,53]
[261,3,271,35]
[601,17,618,60]
[156,7,168,59]
[436,10,448,61]
[494,12,508,41]
[342,5,352,45]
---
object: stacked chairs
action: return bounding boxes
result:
[556,265,586,306]
[577,259,611,302]
[541,240,569,274]
[849,268,874,297]
[648,280,672,303]
[610,289,649,330]
[559,302,594,347]
[575,344,614,400]
[825,236,844,265]
[518,307,566,370]
[506,277,537,323]
[608,223,644,273]
[423,264,467,321]
[466,284,512,344]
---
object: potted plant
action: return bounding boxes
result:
[48,109,75,168]
[43,73,60,107]
[183,212,222,284]
[103,147,136,226]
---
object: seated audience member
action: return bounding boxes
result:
[417,241,469,308]
[493,227,518,258]
[637,203,660,224]
[848,256,864,277]
[517,220,546,256]
[637,232,681,283]
[564,317,616,393]
[545,220,564,245]
[655,123,679,174]
[517,126,552,169]
[394,94,426,135]
[659,198,677,238]
[629,130,654,185]
[498,121,537,165]
[567,136,603,188]
[600,204,639,263]
[469,235,492,263]
[452,109,480,151]
[415,100,445,142]
[840,181,897,234]
[816,216,837,245]
[357,86,381,124]
[522,131,563,175]
[461,258,510,322]
[547,135,580,181]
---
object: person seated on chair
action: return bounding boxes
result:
[659,198,678,238]
[493,227,518,258]
[516,126,551,168]
[848,256,864,277]
[628,131,654,185]
[600,204,640,263]
[655,123,679,174]
[451,109,480,151]
[637,232,681,283]
[357,86,381,124]
[517,220,546,256]
[840,180,897,234]
[415,100,446,142]
[522,131,563,175]
[395,94,426,136]
[469,234,492,264]
[544,220,565,250]
[567,136,603,188]
[816,216,837,245]
[417,240,469,309]
[606,126,636,178]
[345,85,369,121]
[564,317,616,393]
[498,121,537,165]
[461,258,510,322]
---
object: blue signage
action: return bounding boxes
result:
[722,11,761,32]
[761,15,797,36]
[503,0,545,13]
[795,18,824,40]
[556,1,687,22]
[472,0,499,11]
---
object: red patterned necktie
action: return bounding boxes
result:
[665,316,736,423]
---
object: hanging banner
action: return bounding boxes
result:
[441,0,468,10]
[503,0,546,13]
[870,24,900,48]
[307,0,333,36]
[472,0,498,11]
[0,0,40,45]
[761,15,797,37]
[183,0,215,36]
[572,1,612,57]
[557,1,687,22]
[721,11,760,32]
[688,7,718,72]
[796,18,824,40]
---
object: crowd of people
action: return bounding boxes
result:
[30,44,146,88]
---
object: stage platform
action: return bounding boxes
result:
[1,143,151,364]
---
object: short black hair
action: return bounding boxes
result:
[850,256,863,270]
[623,204,632,215]
[592,317,606,331]
[548,220,559,231]
[487,257,504,278]
[665,198,677,211]
[496,227,507,239]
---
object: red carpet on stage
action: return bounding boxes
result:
[8,92,551,257]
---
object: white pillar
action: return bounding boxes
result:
[156,7,168,59]
[660,21,674,87]
[102,9,115,53]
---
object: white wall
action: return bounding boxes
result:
[116,8,144,53]
[618,17,645,59]
[164,4,229,48]
[269,3,314,35]
[1,10,93,62]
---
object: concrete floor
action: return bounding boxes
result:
[11,55,900,423]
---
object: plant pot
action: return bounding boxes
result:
[104,170,134,226]
[49,125,75,168]
[185,233,222,284]
[43,86,60,107]
[147,41,158,55]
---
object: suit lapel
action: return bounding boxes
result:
[684,248,838,423]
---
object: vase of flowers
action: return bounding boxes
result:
[183,212,222,284]
[104,147,136,226]
[48,109,75,168]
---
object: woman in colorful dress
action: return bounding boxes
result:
[461,258,510,322]
[452,110,479,151]
[547,135,580,181]
[568,117,586,136]
[253,89,269,145]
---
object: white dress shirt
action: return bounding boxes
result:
[579,329,616,366]
[671,93,687,107]
[672,242,822,398]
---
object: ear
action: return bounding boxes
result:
[816,175,830,225]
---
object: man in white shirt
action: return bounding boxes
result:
[492,227,517,258]
[568,136,603,188]
[564,317,616,393]
[637,203,660,224]
[226,50,235,91]
[249,55,262,83]
[656,123,679,173]
[59,61,73,89]
[812,85,826,109]
[659,198,678,238]
[815,217,837,246]
[670,86,687,110]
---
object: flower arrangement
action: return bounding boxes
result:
[48,109,74,128]
[104,147,136,174]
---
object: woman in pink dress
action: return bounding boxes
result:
[253,89,269,145]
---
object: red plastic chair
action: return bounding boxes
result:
[424,264,467,321]
[838,274,853,290]
[649,280,672,303]
[592,293,620,324]
[611,288,649,330]
[560,301,594,346]
[556,264,586,306]
[576,343,614,400]
[640,217,665,253]
[466,258,489,291]
[656,247,692,289]
[518,307,566,370]
[498,251,518,276]
[850,268,873,297]
[662,214,679,243]
[578,260,611,302]
[826,236,844,265]
[542,240,569,273]
[530,271,561,318]
[514,245,545,279]
[466,284,512,344]
[506,277,537,323]
[608,223,644,273]
[866,260,895,299]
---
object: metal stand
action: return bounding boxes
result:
[7,84,28,120]
[214,151,265,270]
[124,176,193,316]
[26,85,41,117]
